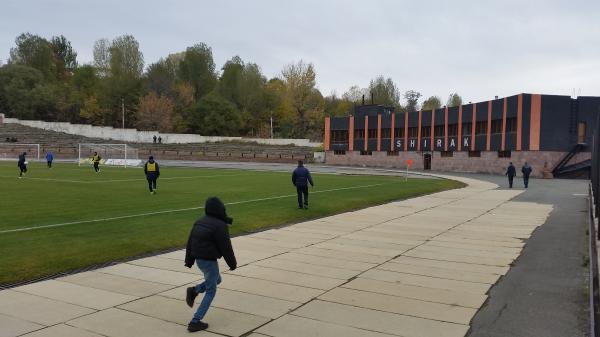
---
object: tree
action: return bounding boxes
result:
[342,85,368,104]
[447,92,463,107]
[422,96,442,110]
[50,35,77,79]
[403,90,422,112]
[0,64,56,120]
[136,92,174,132]
[109,35,144,79]
[281,60,323,136]
[8,33,56,80]
[93,38,111,77]
[218,56,244,106]
[368,76,400,108]
[178,43,217,100]
[191,92,240,136]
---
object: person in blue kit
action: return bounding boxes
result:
[143,156,160,194]
[292,160,314,209]
[45,151,54,168]
[184,197,236,332]
[505,162,516,188]
[17,152,27,178]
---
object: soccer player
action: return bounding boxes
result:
[292,160,314,209]
[17,152,27,178]
[144,156,160,194]
[91,152,101,173]
[45,151,54,168]
[184,197,236,332]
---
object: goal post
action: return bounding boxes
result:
[77,143,140,168]
[0,143,40,161]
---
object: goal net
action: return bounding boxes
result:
[0,143,40,161]
[78,143,141,167]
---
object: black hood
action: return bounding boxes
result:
[205,197,233,224]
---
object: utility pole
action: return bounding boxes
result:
[121,98,125,129]
[270,112,273,139]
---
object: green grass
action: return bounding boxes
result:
[0,161,464,284]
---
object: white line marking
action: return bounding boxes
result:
[0,183,389,234]
[0,173,254,184]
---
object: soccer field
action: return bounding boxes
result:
[0,161,463,285]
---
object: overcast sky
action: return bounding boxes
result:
[1,0,598,104]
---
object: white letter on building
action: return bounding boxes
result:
[463,137,469,147]
[436,139,442,148]
[450,139,456,147]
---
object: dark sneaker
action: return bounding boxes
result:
[187,321,208,332]
[304,205,309,209]
[186,287,197,308]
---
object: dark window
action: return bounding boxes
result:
[491,120,502,134]
[440,151,453,157]
[434,125,445,137]
[368,129,377,138]
[448,124,458,136]
[498,150,511,158]
[381,128,391,138]
[333,150,346,155]
[394,128,405,138]
[387,151,399,156]
[408,127,418,138]
[475,121,488,135]
[462,122,472,134]
[331,130,348,144]
[506,118,517,133]
[468,150,481,157]
[354,129,364,139]
[421,126,431,137]
[360,150,372,156]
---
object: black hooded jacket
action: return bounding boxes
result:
[184,197,237,270]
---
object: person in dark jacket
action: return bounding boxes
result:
[45,151,54,168]
[144,156,160,194]
[18,152,27,178]
[521,162,533,188]
[184,197,236,332]
[505,162,516,188]
[292,160,314,209]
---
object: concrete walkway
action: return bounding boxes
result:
[0,175,553,337]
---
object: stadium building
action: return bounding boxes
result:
[323,94,600,177]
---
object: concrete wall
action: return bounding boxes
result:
[3,116,321,147]
[325,150,591,178]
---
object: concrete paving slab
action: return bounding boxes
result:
[427,240,523,254]
[378,261,500,284]
[392,256,508,275]
[119,295,270,336]
[219,274,324,302]
[256,314,396,337]
[405,249,513,267]
[128,256,200,274]
[253,257,359,279]
[257,228,336,240]
[275,252,377,271]
[57,271,174,297]
[68,308,221,337]
[0,314,44,337]
[319,287,477,324]
[361,269,490,294]
[0,290,94,326]
[294,246,390,263]
[313,242,404,257]
[228,265,346,290]
[14,280,137,310]
[97,263,201,285]
[19,324,105,337]
[341,232,426,246]
[414,245,519,259]
[232,236,308,249]
[330,237,418,251]
[433,235,524,248]
[209,289,300,319]
[344,277,487,308]
[294,300,470,337]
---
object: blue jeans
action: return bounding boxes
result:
[192,259,221,322]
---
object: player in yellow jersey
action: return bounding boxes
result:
[91,152,101,173]
[144,156,160,194]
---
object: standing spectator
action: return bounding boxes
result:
[505,162,516,188]
[521,162,533,188]
[153,135,157,144]
[184,197,236,332]
[158,136,162,144]
[292,160,314,209]
[144,156,160,194]
[18,152,27,178]
[45,151,54,168]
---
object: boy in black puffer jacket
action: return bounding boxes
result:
[184,197,237,332]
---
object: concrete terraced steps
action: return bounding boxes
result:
[0,174,553,337]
